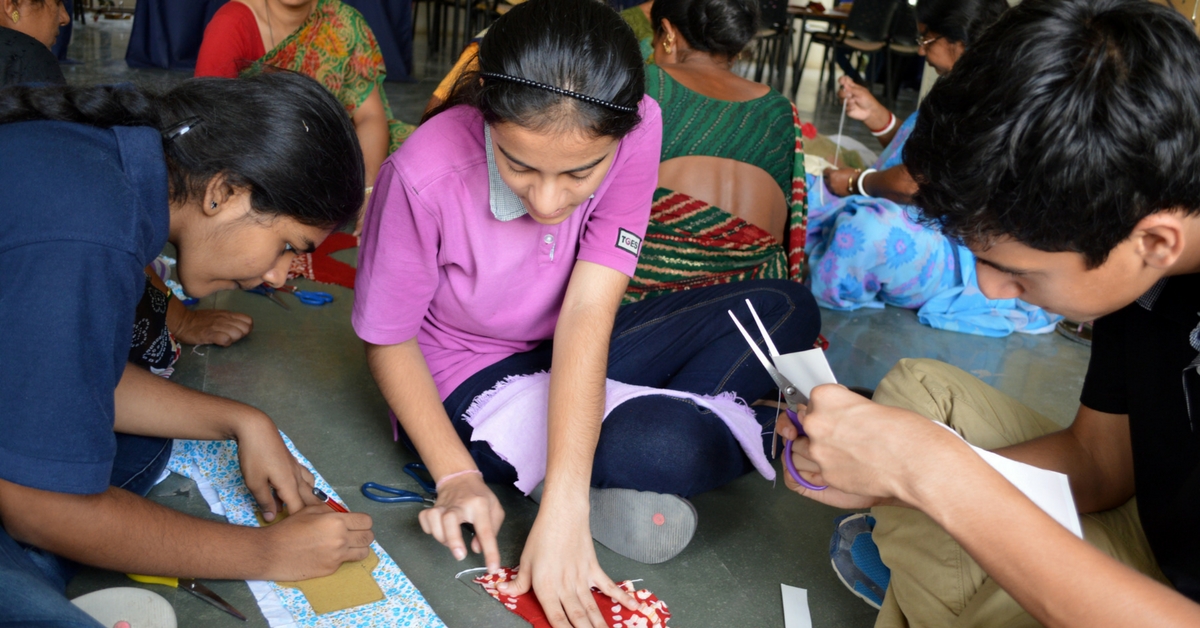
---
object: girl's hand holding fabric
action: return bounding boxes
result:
[838,76,889,129]
[234,413,322,522]
[497,504,638,628]
[418,472,505,572]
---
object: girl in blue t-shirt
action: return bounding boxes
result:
[0,73,374,625]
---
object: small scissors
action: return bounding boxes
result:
[728,301,828,491]
[361,463,437,504]
[246,284,290,310]
[127,574,246,621]
[274,284,334,306]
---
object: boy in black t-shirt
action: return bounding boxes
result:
[775,0,1200,626]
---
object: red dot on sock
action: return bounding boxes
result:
[114,622,131,628]
[652,513,665,526]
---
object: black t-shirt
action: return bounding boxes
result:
[0,120,169,495]
[1081,273,1200,601]
[0,27,65,86]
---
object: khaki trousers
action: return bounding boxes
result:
[870,359,1167,628]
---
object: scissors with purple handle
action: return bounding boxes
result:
[728,301,828,492]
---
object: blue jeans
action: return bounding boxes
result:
[428,280,820,497]
[0,434,172,628]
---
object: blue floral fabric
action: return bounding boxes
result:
[167,433,446,628]
[805,112,1060,337]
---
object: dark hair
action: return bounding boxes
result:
[905,0,1200,268]
[0,72,364,229]
[915,0,1009,46]
[423,0,644,139]
[650,0,759,59]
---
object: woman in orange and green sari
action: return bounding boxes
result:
[196,0,414,233]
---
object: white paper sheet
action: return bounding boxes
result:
[780,584,813,628]
[774,348,838,399]
[936,424,1083,538]
[732,306,1081,538]
[767,344,1082,539]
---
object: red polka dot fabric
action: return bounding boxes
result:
[474,567,671,628]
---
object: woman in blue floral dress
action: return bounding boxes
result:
[804,0,1058,336]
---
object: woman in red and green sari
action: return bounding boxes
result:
[625,0,807,303]
[196,0,414,233]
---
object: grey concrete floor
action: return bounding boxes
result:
[58,16,1084,628]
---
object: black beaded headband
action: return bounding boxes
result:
[480,72,637,114]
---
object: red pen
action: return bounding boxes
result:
[313,487,349,513]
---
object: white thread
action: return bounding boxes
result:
[833,97,848,167]
[454,567,489,580]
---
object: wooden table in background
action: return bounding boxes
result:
[786,5,849,97]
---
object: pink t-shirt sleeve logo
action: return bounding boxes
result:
[616,228,642,256]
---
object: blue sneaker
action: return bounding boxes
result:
[830,513,890,609]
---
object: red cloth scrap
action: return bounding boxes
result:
[475,567,671,628]
[288,232,358,289]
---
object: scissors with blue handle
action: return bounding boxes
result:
[246,284,290,310]
[728,302,828,492]
[361,463,437,504]
[275,284,334,306]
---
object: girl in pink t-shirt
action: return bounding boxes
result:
[353,0,820,622]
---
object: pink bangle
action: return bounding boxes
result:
[435,469,483,490]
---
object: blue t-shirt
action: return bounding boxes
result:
[0,121,169,495]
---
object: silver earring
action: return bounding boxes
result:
[210,201,217,209]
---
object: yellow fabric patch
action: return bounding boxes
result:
[257,509,385,615]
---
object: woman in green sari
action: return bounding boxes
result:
[196,0,414,233]
[626,0,808,303]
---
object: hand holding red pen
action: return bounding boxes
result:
[257,504,375,581]
[313,487,349,513]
